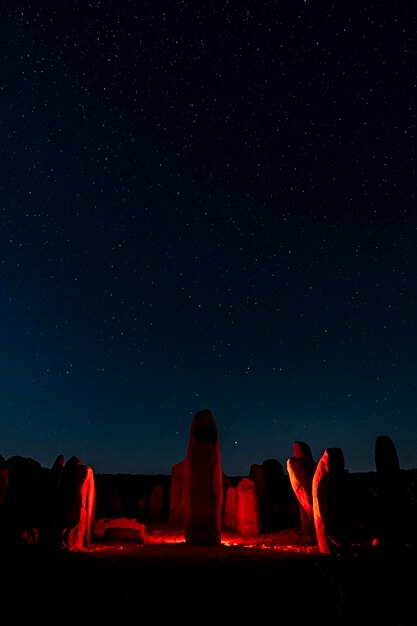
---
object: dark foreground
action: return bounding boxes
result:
[1,525,417,626]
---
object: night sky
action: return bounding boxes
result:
[1,1,416,476]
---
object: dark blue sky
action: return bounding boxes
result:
[1,1,416,475]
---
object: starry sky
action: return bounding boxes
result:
[1,1,416,476]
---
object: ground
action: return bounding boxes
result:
[1,523,417,625]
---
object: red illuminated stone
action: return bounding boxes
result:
[183,409,223,546]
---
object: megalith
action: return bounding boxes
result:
[183,409,223,546]
[3,456,43,545]
[55,457,96,551]
[148,482,165,519]
[236,477,261,537]
[169,459,188,524]
[312,448,352,554]
[375,435,408,546]
[287,441,317,536]
[223,485,238,531]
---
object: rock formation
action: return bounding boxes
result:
[169,459,188,524]
[236,477,261,536]
[287,441,317,536]
[312,448,353,554]
[55,457,96,551]
[375,435,410,546]
[223,485,237,531]
[183,409,223,546]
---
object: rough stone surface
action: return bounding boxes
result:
[287,441,317,536]
[223,486,237,531]
[374,435,410,546]
[169,459,188,524]
[312,448,352,554]
[183,409,223,546]
[56,460,96,551]
[236,477,261,537]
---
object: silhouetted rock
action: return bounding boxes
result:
[374,435,411,547]
[183,409,223,546]
[312,448,353,554]
[51,454,65,477]
[3,456,43,546]
[249,464,266,500]
[261,458,298,531]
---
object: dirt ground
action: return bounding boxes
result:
[1,523,416,626]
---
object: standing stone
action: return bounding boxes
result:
[312,448,352,554]
[169,459,188,524]
[236,477,261,537]
[51,454,65,478]
[375,435,408,546]
[183,409,223,546]
[223,486,237,531]
[55,458,96,551]
[148,483,165,519]
[262,458,298,530]
[3,456,43,545]
[287,441,317,536]
[249,464,267,501]
[221,473,232,518]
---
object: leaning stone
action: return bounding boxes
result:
[287,441,317,535]
[183,409,223,546]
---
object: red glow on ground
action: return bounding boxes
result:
[83,523,319,556]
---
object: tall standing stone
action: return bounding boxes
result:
[183,409,223,546]
[262,458,298,530]
[312,448,352,554]
[55,457,96,551]
[287,441,317,536]
[375,435,408,546]
[3,456,43,545]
